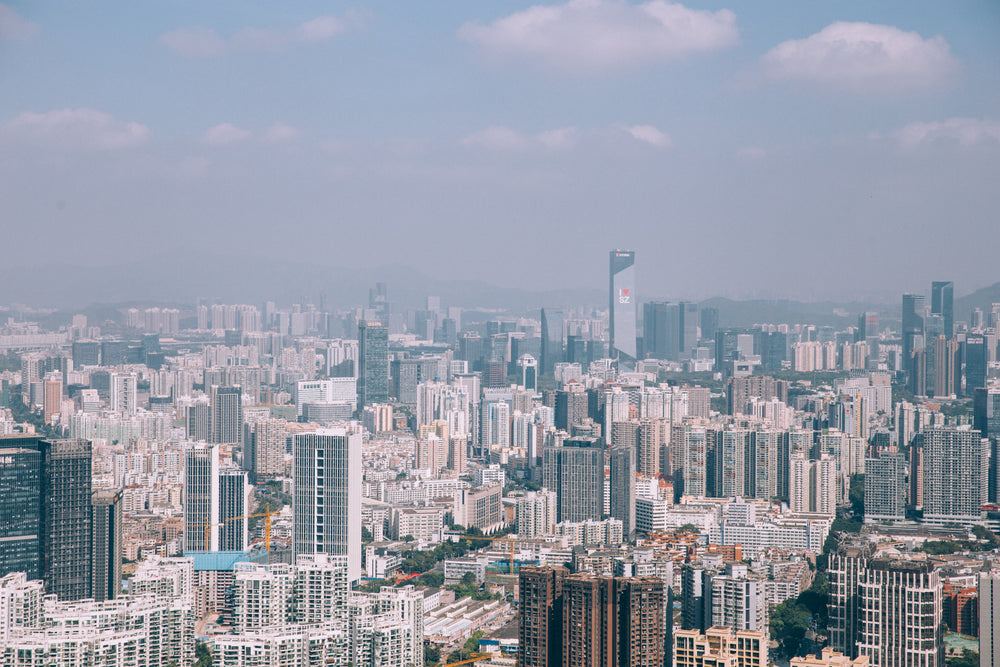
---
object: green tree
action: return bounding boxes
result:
[194,640,213,667]
[946,649,979,667]
[362,526,374,544]
[769,601,811,659]
[424,644,441,667]
[419,572,445,588]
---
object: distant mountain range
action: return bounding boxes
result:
[2,254,996,331]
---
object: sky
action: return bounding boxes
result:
[1,1,999,303]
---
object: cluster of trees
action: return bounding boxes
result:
[768,573,829,659]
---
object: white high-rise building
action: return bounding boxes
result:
[921,427,988,526]
[110,372,138,415]
[865,453,906,523]
[789,453,836,517]
[980,571,1000,667]
[516,490,557,538]
[294,428,363,583]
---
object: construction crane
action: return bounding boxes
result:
[444,652,489,667]
[186,503,283,553]
[459,535,520,575]
[224,503,282,552]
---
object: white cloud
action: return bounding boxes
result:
[896,118,1000,148]
[759,21,957,92]
[263,122,302,143]
[537,127,578,150]
[623,124,671,148]
[458,0,738,71]
[0,3,39,40]
[161,15,348,57]
[202,123,251,146]
[3,108,151,150]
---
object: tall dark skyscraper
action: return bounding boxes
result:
[40,439,93,601]
[358,321,389,406]
[210,385,243,445]
[609,249,637,360]
[901,293,925,382]
[540,307,565,375]
[700,307,719,343]
[186,402,211,441]
[679,301,699,358]
[642,301,679,360]
[91,488,122,602]
[966,335,987,392]
[0,435,43,580]
[931,281,954,339]
[542,439,604,523]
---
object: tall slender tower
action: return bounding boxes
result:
[91,488,123,601]
[40,439,93,601]
[184,444,220,552]
[609,250,637,360]
[210,385,243,445]
[358,321,389,406]
[931,281,954,339]
[294,427,363,583]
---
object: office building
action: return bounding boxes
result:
[71,340,100,367]
[219,469,250,552]
[931,281,954,339]
[542,440,604,524]
[0,436,42,581]
[186,402,211,442]
[554,384,589,431]
[610,249,637,360]
[540,308,565,376]
[184,444,220,552]
[643,301,679,360]
[966,335,988,392]
[921,428,988,526]
[40,439,93,601]
[901,294,925,388]
[294,428,363,583]
[358,321,389,406]
[856,554,944,667]
[828,541,875,658]
[975,388,1000,503]
[90,488,122,602]
[210,385,243,445]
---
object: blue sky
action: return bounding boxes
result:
[2,1,999,302]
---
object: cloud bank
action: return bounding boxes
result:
[897,118,1000,147]
[459,0,738,71]
[759,22,957,92]
[161,15,349,57]
[3,109,151,150]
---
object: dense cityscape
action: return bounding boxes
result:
[0,249,998,667]
[4,1,999,666]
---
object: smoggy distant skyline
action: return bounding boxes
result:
[2,1,998,302]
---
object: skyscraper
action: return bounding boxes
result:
[931,281,954,339]
[358,321,389,406]
[609,250,637,360]
[184,444,220,552]
[294,428,363,583]
[922,427,988,526]
[219,469,250,552]
[974,388,1000,503]
[901,293,925,385]
[0,435,42,580]
[856,554,944,667]
[210,385,243,445]
[40,439,93,601]
[864,453,906,522]
[540,308,565,376]
[609,445,636,541]
[980,572,1000,667]
[519,565,568,667]
[542,439,604,523]
[91,488,122,602]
